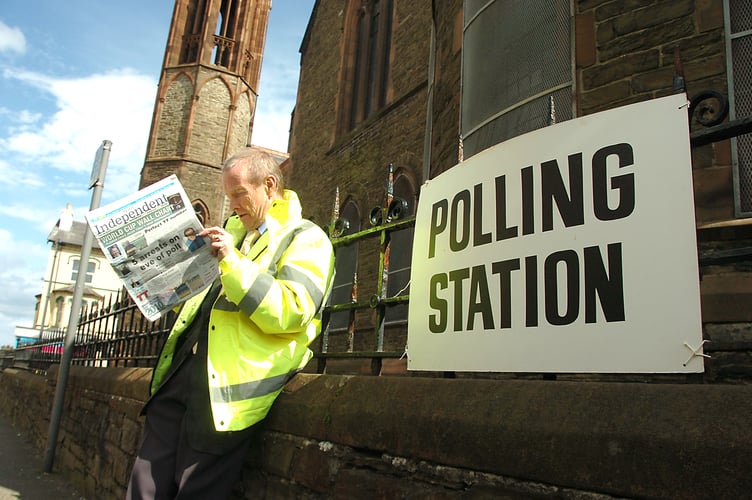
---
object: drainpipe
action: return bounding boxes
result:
[422,0,437,183]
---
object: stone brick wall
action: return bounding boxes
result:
[428,0,463,178]
[153,73,192,157]
[569,0,749,380]
[0,367,150,498]
[2,367,751,499]
[575,0,731,226]
[288,0,433,225]
[142,65,256,227]
[230,91,253,155]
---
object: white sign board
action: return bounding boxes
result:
[407,94,704,373]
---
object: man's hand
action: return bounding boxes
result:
[200,227,233,261]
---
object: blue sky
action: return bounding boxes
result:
[0,0,315,347]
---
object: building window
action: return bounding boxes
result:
[54,296,65,328]
[180,0,207,64]
[384,173,415,324]
[339,0,394,133]
[71,259,96,284]
[725,0,752,217]
[213,0,237,66]
[461,0,573,158]
[192,200,209,226]
[329,200,360,331]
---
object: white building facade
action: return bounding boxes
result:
[15,205,122,347]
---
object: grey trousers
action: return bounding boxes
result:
[125,355,253,500]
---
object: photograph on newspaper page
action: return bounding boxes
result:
[85,174,219,321]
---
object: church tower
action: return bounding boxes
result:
[139,0,272,226]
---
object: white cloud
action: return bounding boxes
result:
[17,109,40,123]
[0,201,68,234]
[0,159,44,188]
[0,21,26,55]
[250,109,292,152]
[0,228,49,347]
[0,106,41,125]
[1,68,157,199]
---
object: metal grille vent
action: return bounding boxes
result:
[730,0,752,32]
[729,0,752,215]
[461,0,572,158]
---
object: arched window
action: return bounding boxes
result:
[54,296,65,328]
[213,0,237,66]
[180,0,207,63]
[384,172,416,324]
[338,0,394,134]
[329,200,361,331]
[192,200,210,226]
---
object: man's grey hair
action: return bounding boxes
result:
[223,148,285,191]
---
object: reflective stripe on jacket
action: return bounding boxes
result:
[151,190,335,431]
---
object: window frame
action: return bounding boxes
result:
[724,0,752,218]
[71,258,96,284]
[461,0,574,158]
[329,199,361,332]
[338,0,395,134]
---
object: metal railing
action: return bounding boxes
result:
[13,291,174,372]
[317,215,415,375]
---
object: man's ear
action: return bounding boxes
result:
[264,175,278,195]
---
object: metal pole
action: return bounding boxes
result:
[44,140,111,472]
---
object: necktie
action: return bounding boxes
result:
[240,229,259,255]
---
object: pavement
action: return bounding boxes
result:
[0,414,84,500]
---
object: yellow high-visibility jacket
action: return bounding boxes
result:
[151,190,335,431]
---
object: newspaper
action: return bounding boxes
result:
[85,174,219,321]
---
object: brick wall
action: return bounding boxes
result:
[288,0,433,225]
[152,73,192,157]
[571,0,752,379]
[142,65,255,227]
[575,0,731,224]
[1,367,751,499]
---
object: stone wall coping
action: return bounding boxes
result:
[47,365,152,402]
[39,367,752,499]
[269,373,752,499]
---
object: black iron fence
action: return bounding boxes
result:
[317,216,415,375]
[13,292,175,372]
[11,214,415,374]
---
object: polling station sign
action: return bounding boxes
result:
[407,94,704,373]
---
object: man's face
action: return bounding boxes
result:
[223,165,272,230]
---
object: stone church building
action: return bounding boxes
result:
[134,0,752,385]
[282,0,752,383]
[4,1,748,498]
[138,0,286,228]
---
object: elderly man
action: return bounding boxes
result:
[127,148,335,499]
